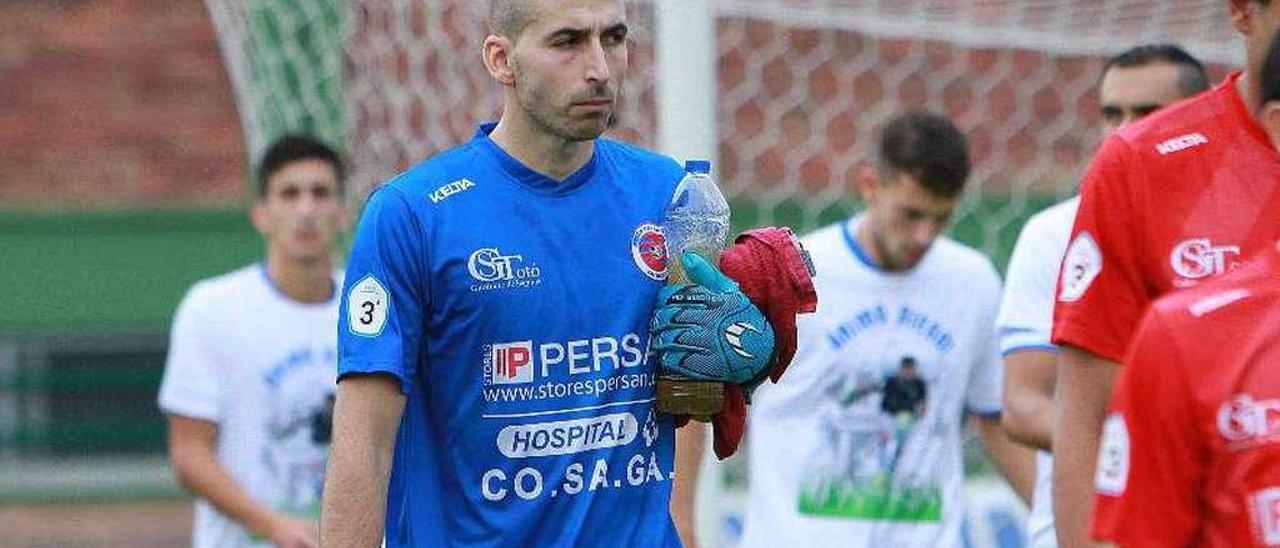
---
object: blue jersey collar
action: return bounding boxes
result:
[473,122,599,196]
[841,217,883,271]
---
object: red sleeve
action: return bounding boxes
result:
[1052,136,1150,362]
[1091,307,1204,546]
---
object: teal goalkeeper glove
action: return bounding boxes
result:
[650,252,776,384]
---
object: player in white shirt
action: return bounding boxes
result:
[995,44,1208,548]
[742,112,1034,548]
[158,136,349,548]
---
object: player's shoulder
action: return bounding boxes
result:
[181,264,265,310]
[1109,74,1238,161]
[1023,196,1080,238]
[1151,249,1280,325]
[598,138,680,169]
[597,138,683,182]
[929,237,1000,282]
[379,139,487,199]
[798,222,848,260]
[1010,196,1079,257]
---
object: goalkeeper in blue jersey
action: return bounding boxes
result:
[319,1,789,546]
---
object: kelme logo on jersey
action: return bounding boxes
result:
[1170,238,1240,287]
[1216,394,1280,449]
[631,224,668,281]
[468,247,542,291]
[1154,132,1208,155]
[430,178,475,204]
[1059,232,1102,302]
[485,341,534,385]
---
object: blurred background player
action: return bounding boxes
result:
[1090,34,1280,544]
[157,135,349,548]
[736,111,1034,548]
[1052,1,1280,546]
[997,44,1208,548]
[319,0,776,546]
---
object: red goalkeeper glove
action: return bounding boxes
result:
[672,227,817,459]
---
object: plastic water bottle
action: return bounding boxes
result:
[656,159,730,421]
[664,159,730,283]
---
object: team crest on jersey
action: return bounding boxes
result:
[631,224,668,281]
[1059,232,1102,302]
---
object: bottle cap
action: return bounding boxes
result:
[684,159,711,174]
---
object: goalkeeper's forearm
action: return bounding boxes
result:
[321,374,405,547]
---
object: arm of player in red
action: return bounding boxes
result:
[1091,308,1203,546]
[672,227,818,459]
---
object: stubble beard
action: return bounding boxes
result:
[515,70,617,142]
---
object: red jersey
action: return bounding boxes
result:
[1092,246,1280,547]
[1052,71,1280,361]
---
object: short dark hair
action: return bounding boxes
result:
[256,135,345,198]
[1101,44,1210,97]
[1261,30,1280,105]
[877,111,971,198]
[488,0,537,40]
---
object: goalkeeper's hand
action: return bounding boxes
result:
[650,252,776,384]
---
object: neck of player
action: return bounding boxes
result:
[489,107,595,182]
[265,248,334,304]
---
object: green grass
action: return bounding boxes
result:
[798,473,944,522]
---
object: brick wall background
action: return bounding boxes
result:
[0,0,245,207]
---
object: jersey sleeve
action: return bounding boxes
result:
[997,213,1063,356]
[1091,307,1203,546]
[337,185,429,394]
[1052,136,1149,362]
[966,261,1005,417]
[157,286,221,422]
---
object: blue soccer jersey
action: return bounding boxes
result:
[338,123,685,547]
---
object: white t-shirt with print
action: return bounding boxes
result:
[158,264,340,548]
[742,216,1004,548]
[995,196,1078,548]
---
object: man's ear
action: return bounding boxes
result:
[855,164,881,202]
[1229,0,1255,36]
[482,34,516,86]
[250,200,270,236]
[1263,102,1280,151]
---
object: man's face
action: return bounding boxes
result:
[508,0,629,141]
[1097,62,1189,135]
[252,158,347,263]
[860,170,959,272]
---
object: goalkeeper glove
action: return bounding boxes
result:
[650,251,776,384]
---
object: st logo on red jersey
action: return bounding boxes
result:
[1169,238,1240,288]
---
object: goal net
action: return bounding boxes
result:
[206,0,1239,265]
[204,1,1241,544]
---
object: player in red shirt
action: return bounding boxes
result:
[1092,246,1280,547]
[1089,28,1280,548]
[1053,2,1280,546]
